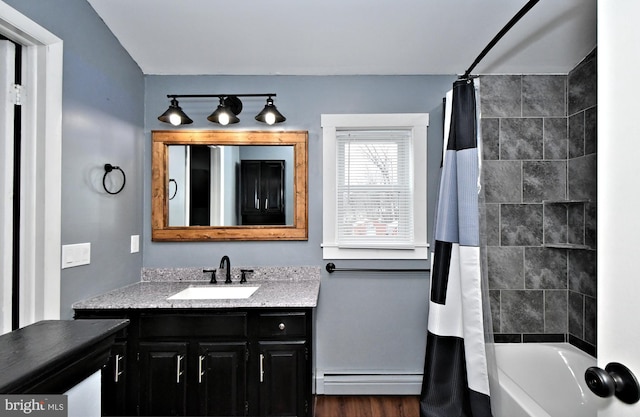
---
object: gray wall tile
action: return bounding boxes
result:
[568,154,597,201]
[585,106,597,155]
[480,66,596,349]
[545,290,568,333]
[485,204,500,246]
[568,291,584,338]
[500,118,544,160]
[569,112,585,158]
[523,161,567,202]
[585,202,597,249]
[502,290,544,333]
[568,204,585,246]
[569,250,597,297]
[501,204,543,246]
[523,75,566,117]
[568,51,597,115]
[544,117,568,160]
[544,204,568,245]
[484,161,522,203]
[480,75,522,117]
[488,246,524,289]
[525,247,567,289]
[584,295,597,344]
[490,290,501,332]
[482,118,500,160]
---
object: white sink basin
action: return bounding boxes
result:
[167,286,259,300]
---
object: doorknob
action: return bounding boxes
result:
[585,362,640,404]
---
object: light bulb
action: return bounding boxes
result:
[169,113,182,126]
[265,112,276,125]
[218,112,230,126]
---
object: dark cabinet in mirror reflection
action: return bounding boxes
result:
[241,160,285,225]
[190,145,212,226]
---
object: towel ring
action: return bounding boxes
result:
[169,178,178,200]
[103,163,126,195]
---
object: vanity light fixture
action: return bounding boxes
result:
[157,98,193,126]
[255,96,286,125]
[158,93,285,126]
[207,96,240,125]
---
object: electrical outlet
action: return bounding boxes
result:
[61,243,91,269]
[131,235,139,253]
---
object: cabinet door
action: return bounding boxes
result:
[261,161,285,216]
[240,160,285,225]
[259,341,308,417]
[197,342,247,416]
[102,341,127,416]
[240,161,262,216]
[138,342,188,416]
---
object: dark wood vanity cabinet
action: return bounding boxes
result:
[138,341,189,416]
[197,341,249,416]
[255,312,310,417]
[74,308,312,417]
[259,341,308,416]
[102,340,128,416]
[240,160,285,225]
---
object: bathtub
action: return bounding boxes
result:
[492,343,607,417]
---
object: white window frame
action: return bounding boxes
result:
[321,113,429,260]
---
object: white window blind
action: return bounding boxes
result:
[336,129,414,248]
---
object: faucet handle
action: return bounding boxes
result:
[203,269,217,284]
[240,269,254,284]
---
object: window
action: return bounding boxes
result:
[322,114,429,260]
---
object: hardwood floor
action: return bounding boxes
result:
[314,395,420,417]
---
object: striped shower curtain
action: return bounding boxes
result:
[420,78,492,417]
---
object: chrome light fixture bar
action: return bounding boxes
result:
[158,93,286,126]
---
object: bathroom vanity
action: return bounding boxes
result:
[73,267,320,417]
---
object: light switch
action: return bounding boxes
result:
[61,243,91,269]
[131,235,139,253]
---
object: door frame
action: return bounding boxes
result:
[0,1,62,329]
[0,39,15,332]
[598,1,640,415]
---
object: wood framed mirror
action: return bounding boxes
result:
[152,130,308,241]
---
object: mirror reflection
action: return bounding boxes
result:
[168,145,294,226]
[151,130,308,242]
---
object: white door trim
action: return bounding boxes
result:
[0,39,15,333]
[0,1,63,325]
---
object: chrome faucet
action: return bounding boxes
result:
[219,255,232,284]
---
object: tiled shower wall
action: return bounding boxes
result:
[480,49,597,355]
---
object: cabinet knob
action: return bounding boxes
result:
[278,323,286,331]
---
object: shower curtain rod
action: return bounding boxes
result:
[461,0,540,79]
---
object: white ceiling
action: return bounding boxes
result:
[87,0,597,76]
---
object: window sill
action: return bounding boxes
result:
[321,243,429,260]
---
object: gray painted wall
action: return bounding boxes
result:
[144,75,456,375]
[4,0,145,319]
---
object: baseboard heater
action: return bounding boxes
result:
[315,371,423,395]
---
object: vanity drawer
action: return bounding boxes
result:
[257,312,307,338]
[140,313,247,338]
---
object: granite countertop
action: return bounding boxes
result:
[73,266,321,310]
